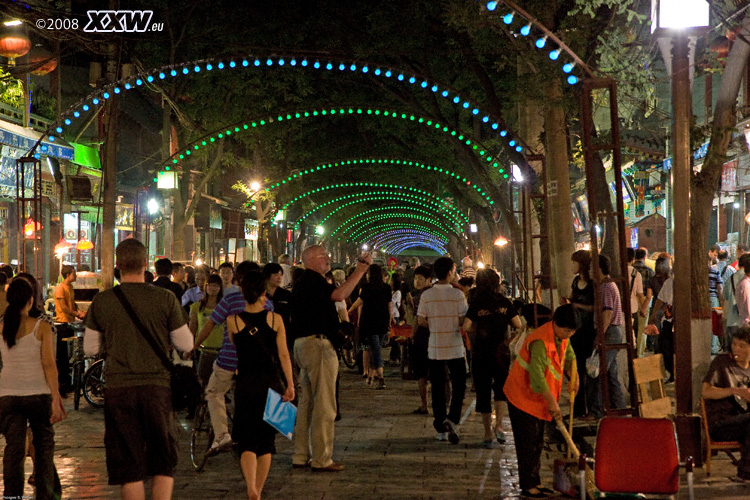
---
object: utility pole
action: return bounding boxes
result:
[100,0,120,289]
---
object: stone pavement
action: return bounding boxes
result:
[2,357,750,499]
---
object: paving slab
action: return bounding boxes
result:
[0,357,748,498]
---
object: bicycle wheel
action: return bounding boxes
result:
[190,401,213,472]
[83,360,106,408]
[340,337,358,369]
[72,361,82,410]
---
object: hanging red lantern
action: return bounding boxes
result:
[0,32,31,65]
[28,45,57,75]
[76,239,94,251]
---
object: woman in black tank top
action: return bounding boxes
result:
[227,271,294,500]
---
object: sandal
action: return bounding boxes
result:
[480,439,495,449]
[412,408,428,415]
[520,489,547,499]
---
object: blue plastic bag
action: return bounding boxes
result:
[263,388,297,440]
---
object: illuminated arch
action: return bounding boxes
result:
[331,209,449,239]
[347,220,449,242]
[296,192,464,232]
[47,54,537,162]
[364,230,448,249]
[166,107,512,182]
[281,184,467,226]
[266,157,495,206]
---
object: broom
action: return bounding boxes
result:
[554,415,597,500]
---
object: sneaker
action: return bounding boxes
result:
[495,430,506,444]
[444,419,460,444]
[209,432,232,454]
[435,432,449,441]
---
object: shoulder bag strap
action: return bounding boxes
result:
[112,285,173,373]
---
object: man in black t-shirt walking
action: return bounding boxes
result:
[290,245,371,472]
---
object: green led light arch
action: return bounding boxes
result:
[333,210,450,239]
[164,108,509,179]
[267,158,494,206]
[299,200,457,234]
[281,184,467,225]
[294,192,465,231]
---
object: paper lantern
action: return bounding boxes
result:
[76,240,94,250]
[0,32,31,65]
[29,46,57,75]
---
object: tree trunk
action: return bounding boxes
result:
[544,78,575,298]
[691,15,750,316]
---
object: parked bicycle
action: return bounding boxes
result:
[61,322,96,410]
[82,358,106,408]
[339,333,360,370]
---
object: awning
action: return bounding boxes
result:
[71,142,101,170]
[0,119,73,160]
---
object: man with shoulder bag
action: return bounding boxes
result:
[84,239,193,500]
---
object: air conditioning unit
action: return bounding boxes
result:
[67,176,92,201]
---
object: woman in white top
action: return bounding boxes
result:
[0,278,63,500]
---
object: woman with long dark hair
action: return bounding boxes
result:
[190,273,224,386]
[227,271,294,500]
[348,264,392,389]
[463,269,521,447]
[565,250,596,417]
[0,279,64,500]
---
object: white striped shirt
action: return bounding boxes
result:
[417,284,468,360]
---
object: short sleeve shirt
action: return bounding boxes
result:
[600,280,623,326]
[417,284,468,360]
[703,353,750,430]
[291,269,338,340]
[86,283,185,389]
[466,292,517,355]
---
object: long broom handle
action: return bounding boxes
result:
[568,370,577,459]
[555,417,597,500]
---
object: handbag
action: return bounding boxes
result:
[586,350,600,378]
[112,286,202,411]
[509,326,529,358]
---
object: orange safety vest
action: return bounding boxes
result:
[503,321,567,421]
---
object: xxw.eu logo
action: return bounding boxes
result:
[83,10,163,32]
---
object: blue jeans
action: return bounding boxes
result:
[586,325,627,417]
[368,333,384,369]
[0,394,58,500]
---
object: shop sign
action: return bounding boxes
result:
[115,204,133,230]
[63,213,90,243]
[209,204,222,230]
[721,160,738,192]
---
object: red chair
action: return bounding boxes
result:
[594,417,693,499]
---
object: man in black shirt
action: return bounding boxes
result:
[290,245,371,472]
[703,326,750,482]
[153,258,184,303]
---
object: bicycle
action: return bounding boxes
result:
[82,358,106,408]
[339,333,360,369]
[61,322,88,410]
[190,381,234,472]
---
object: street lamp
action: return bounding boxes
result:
[250,181,261,192]
[651,0,709,432]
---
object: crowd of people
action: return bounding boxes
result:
[5,239,750,497]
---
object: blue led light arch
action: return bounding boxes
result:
[43,54,537,162]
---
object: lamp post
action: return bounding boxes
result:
[652,0,709,458]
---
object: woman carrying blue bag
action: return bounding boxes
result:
[227,271,295,500]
